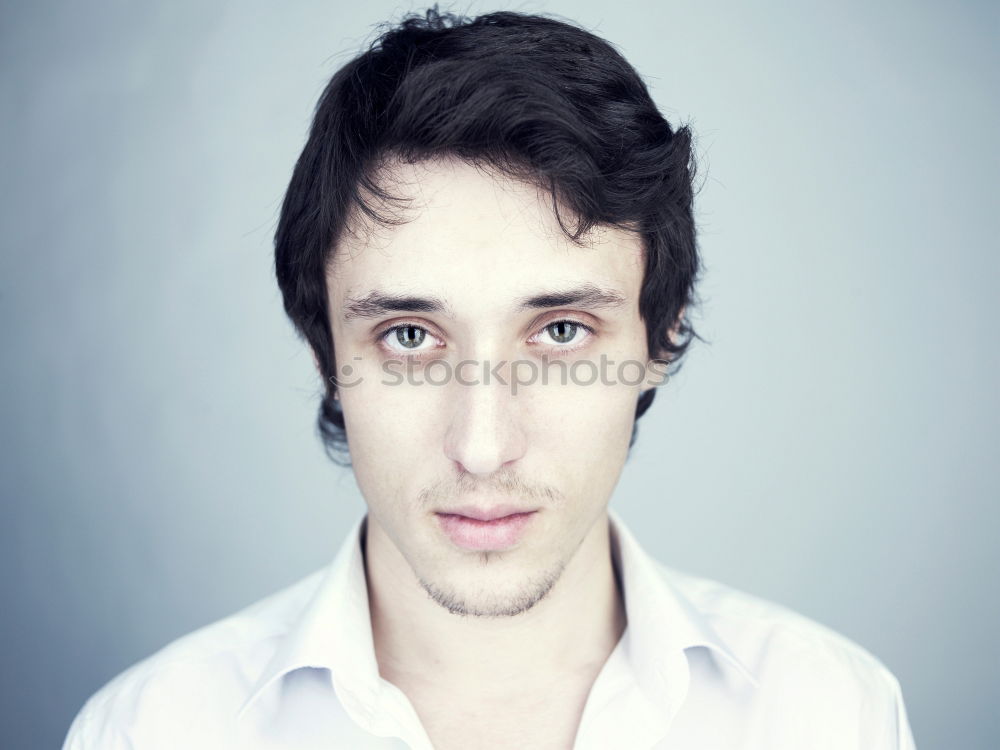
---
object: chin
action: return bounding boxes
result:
[418,557,568,618]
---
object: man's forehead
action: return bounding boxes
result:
[326,157,646,320]
[334,156,525,247]
[332,155,642,262]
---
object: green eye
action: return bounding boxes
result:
[395,325,426,348]
[546,321,578,344]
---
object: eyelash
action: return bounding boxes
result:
[375,319,596,359]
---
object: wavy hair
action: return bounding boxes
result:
[274,6,704,465]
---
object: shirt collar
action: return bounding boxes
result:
[236,513,378,722]
[605,506,760,694]
[236,508,758,722]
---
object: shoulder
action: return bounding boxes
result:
[649,563,916,746]
[660,562,909,727]
[62,567,327,749]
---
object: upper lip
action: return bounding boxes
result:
[436,505,538,522]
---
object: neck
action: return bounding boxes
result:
[364,511,626,698]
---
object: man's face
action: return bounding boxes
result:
[326,156,654,618]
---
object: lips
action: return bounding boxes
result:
[437,505,537,522]
[435,509,537,550]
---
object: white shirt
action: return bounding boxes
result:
[63,508,917,749]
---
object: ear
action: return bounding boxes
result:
[669,304,687,344]
[640,304,686,394]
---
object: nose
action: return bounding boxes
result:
[443,364,527,476]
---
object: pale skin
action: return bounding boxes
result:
[319,156,670,749]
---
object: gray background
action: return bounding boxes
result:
[2,0,997,747]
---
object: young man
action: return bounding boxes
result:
[64,8,916,749]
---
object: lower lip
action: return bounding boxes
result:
[436,512,537,551]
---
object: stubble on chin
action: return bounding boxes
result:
[416,556,567,618]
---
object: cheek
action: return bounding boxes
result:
[528,377,637,467]
[338,378,450,501]
[521,383,635,524]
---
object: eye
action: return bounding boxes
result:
[533,319,594,348]
[378,318,595,356]
[381,324,437,354]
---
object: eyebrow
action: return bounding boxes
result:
[341,283,627,322]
